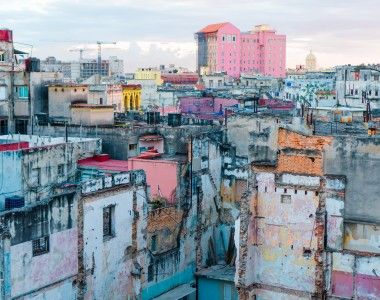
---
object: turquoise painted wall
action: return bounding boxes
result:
[0,151,22,211]
[198,277,238,300]
[142,265,195,300]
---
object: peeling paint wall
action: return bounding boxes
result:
[11,228,78,298]
[2,193,77,299]
[251,172,320,294]
[324,136,380,223]
[147,206,183,254]
[235,124,380,300]
[82,185,147,300]
[329,252,380,299]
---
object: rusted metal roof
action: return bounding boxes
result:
[198,22,228,33]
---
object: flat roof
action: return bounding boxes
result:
[196,265,236,282]
[78,155,129,172]
[0,134,99,148]
[153,283,196,300]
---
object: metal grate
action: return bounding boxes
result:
[103,205,115,238]
[32,236,49,256]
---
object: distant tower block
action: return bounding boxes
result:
[306,50,317,71]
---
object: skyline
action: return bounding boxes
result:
[1,0,379,72]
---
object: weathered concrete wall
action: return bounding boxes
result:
[324,136,380,222]
[128,158,179,203]
[147,206,183,254]
[32,124,220,160]
[0,150,22,211]
[82,186,147,300]
[20,138,100,205]
[329,252,380,299]
[1,193,77,298]
[10,228,78,298]
[251,172,320,294]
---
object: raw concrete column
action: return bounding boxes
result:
[0,225,11,300]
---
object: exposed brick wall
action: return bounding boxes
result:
[278,128,332,151]
[147,206,183,254]
[275,128,333,176]
[277,155,324,176]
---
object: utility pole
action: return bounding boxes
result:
[8,49,15,134]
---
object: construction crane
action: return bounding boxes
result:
[96,41,116,76]
[69,48,89,60]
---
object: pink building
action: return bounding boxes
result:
[195,23,286,78]
[78,152,186,205]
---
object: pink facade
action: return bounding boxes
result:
[180,96,238,115]
[128,158,178,204]
[196,23,286,78]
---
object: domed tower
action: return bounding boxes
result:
[305,50,317,71]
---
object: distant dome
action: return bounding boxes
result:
[306,51,316,61]
[306,51,317,71]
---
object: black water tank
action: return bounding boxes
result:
[5,196,25,210]
[25,57,41,72]
[146,112,160,124]
[168,113,181,127]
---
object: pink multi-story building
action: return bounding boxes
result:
[195,23,286,78]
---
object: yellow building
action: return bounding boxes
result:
[122,84,142,111]
[134,68,163,85]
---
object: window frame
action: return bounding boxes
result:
[32,236,49,256]
[103,205,115,240]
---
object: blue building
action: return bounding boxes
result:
[197,265,238,300]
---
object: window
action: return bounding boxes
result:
[0,52,5,62]
[129,144,137,151]
[281,194,291,204]
[148,264,154,282]
[15,119,28,134]
[151,234,157,252]
[57,164,64,176]
[14,86,29,100]
[103,205,115,239]
[32,236,49,256]
[0,119,7,135]
[99,97,103,105]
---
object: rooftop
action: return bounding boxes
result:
[198,22,228,34]
[0,134,99,149]
[78,154,129,172]
[196,264,236,282]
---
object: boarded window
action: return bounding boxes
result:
[148,264,154,282]
[281,194,291,204]
[32,236,49,256]
[103,205,115,239]
[0,119,8,135]
[129,144,137,151]
[151,235,157,252]
[15,119,28,134]
[57,164,64,176]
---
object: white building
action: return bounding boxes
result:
[336,65,380,109]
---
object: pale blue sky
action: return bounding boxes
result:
[1,0,379,71]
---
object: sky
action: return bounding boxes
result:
[1,0,379,72]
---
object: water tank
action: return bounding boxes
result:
[168,113,181,127]
[5,196,25,210]
[146,112,160,125]
[25,57,41,72]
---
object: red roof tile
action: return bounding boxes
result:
[198,22,228,34]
